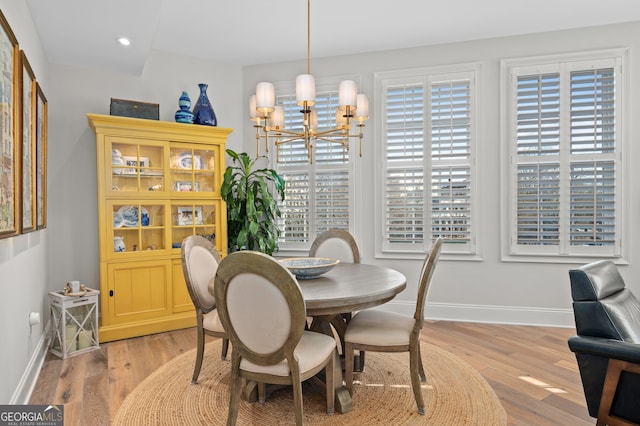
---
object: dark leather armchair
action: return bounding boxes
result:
[568,260,640,426]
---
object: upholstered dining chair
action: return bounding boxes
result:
[568,260,640,425]
[309,229,365,368]
[181,235,229,384]
[309,228,361,264]
[214,250,338,426]
[343,238,443,415]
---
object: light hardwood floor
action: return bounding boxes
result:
[29,321,594,425]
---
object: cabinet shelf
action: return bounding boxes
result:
[88,113,231,343]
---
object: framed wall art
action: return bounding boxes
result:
[177,206,203,226]
[0,11,19,238]
[20,50,36,233]
[174,181,199,192]
[35,82,47,229]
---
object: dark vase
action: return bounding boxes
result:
[192,83,217,126]
[174,91,194,124]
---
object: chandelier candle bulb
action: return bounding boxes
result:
[271,105,285,128]
[356,94,369,119]
[256,82,275,112]
[296,74,316,105]
[338,80,358,109]
[249,95,258,120]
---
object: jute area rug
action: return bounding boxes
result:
[113,339,506,425]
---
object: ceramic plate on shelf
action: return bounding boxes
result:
[117,205,150,227]
[175,152,201,170]
[113,211,124,228]
[279,257,340,279]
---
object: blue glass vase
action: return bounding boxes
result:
[192,83,217,126]
[174,91,194,124]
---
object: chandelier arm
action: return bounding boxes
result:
[262,129,308,139]
[312,128,349,138]
[274,136,311,146]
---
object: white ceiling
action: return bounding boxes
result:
[26,0,640,75]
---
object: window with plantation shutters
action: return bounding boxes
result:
[378,67,477,255]
[503,49,627,259]
[274,86,354,249]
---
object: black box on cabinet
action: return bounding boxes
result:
[110,98,159,120]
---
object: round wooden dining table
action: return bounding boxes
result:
[299,262,408,316]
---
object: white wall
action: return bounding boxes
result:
[243,21,640,327]
[0,1,49,404]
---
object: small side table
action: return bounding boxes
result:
[49,288,100,358]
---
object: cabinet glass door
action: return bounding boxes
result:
[110,138,165,193]
[111,202,167,256]
[169,145,219,194]
[170,202,219,250]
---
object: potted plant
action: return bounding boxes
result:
[221,149,285,255]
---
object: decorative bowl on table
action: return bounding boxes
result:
[279,257,340,280]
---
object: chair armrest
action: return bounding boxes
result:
[568,335,640,364]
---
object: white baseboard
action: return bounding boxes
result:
[10,321,50,404]
[383,301,576,328]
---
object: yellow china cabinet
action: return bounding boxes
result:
[87,113,231,342]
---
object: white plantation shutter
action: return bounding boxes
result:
[316,169,349,231]
[381,68,476,254]
[506,51,625,258]
[386,167,424,244]
[569,161,615,246]
[516,163,560,245]
[275,88,353,248]
[384,83,425,246]
[280,171,310,243]
[431,81,472,245]
[515,73,561,245]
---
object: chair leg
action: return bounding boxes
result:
[358,350,366,372]
[345,342,355,393]
[221,338,229,360]
[325,350,336,415]
[292,376,304,426]
[227,356,242,426]
[192,325,205,384]
[417,343,426,382]
[409,346,426,415]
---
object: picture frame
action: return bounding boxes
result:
[35,82,47,229]
[174,181,200,192]
[122,155,149,174]
[0,11,19,238]
[177,206,203,226]
[19,50,36,233]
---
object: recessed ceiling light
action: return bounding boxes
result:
[116,37,131,46]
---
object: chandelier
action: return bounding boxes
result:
[249,0,369,163]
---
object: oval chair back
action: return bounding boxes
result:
[309,229,360,263]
